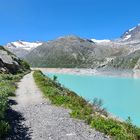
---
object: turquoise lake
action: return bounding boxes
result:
[45,73,140,126]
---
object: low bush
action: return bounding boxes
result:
[91,117,130,139]
[20,60,30,70]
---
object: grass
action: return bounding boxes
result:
[33,70,140,140]
[0,71,29,138]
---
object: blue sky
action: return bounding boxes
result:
[0,0,140,44]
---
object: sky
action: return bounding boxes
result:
[0,0,140,44]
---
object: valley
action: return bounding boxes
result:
[1,24,140,140]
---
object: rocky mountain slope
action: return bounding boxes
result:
[0,46,30,74]
[6,24,140,70]
[24,35,129,68]
[121,24,140,41]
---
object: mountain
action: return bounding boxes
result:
[121,24,140,41]
[5,41,42,58]
[6,23,140,70]
[0,46,30,74]
[24,35,129,68]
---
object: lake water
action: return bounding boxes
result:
[44,72,140,126]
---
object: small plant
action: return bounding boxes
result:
[53,75,58,82]
[92,98,108,116]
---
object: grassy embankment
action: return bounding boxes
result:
[33,70,140,140]
[0,70,30,138]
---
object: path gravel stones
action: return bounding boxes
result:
[6,72,110,140]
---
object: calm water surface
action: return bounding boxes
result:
[45,73,140,126]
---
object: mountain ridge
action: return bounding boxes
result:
[5,24,140,70]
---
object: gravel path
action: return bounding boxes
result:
[6,72,110,140]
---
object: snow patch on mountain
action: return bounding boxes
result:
[123,35,131,41]
[91,39,111,43]
[129,27,136,32]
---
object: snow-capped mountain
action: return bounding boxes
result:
[5,41,42,58]
[121,24,140,41]
[92,24,140,43]
[6,41,42,51]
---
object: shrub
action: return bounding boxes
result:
[53,75,58,82]
[0,121,10,137]
[90,117,130,139]
[20,60,30,70]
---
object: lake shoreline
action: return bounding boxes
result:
[32,68,140,127]
[32,68,140,79]
[33,70,140,139]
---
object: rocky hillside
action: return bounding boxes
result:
[0,46,30,74]
[6,24,140,70]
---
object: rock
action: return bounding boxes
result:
[0,46,29,74]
